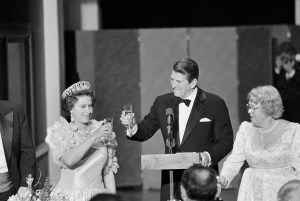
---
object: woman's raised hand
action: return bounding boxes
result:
[91,121,112,141]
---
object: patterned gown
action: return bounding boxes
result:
[45,117,119,201]
[221,121,300,201]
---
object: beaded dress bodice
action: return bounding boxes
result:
[45,117,119,201]
[221,121,300,201]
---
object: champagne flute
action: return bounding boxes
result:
[101,118,114,146]
[104,117,113,130]
[123,104,133,134]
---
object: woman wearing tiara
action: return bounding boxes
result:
[46,81,119,201]
[220,85,300,201]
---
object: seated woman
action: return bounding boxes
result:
[46,81,119,201]
[220,85,300,201]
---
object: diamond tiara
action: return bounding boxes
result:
[62,81,92,99]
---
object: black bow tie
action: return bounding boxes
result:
[177,98,191,107]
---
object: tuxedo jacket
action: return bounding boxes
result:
[0,100,36,194]
[129,87,233,201]
[274,68,300,123]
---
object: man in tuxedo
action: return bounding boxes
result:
[181,164,222,201]
[120,58,233,201]
[273,41,300,123]
[0,100,36,200]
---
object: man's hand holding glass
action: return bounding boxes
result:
[120,104,137,137]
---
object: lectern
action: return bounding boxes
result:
[141,152,201,201]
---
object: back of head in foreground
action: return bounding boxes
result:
[278,180,300,201]
[89,193,123,201]
[181,164,221,201]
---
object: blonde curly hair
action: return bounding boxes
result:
[247,85,284,119]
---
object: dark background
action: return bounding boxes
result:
[0,0,295,28]
[100,0,295,29]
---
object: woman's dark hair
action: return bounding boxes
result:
[172,58,199,83]
[61,81,96,120]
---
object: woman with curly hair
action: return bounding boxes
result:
[46,81,119,201]
[220,85,300,201]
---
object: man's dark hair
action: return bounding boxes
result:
[278,180,300,201]
[172,58,199,83]
[181,164,219,201]
[278,41,297,56]
[89,193,123,201]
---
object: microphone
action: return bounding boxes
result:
[166,108,174,135]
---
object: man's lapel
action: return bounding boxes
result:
[180,88,207,147]
[0,111,14,165]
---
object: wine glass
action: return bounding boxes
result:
[104,117,113,130]
[101,118,114,146]
[123,104,134,134]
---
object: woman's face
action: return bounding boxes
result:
[247,101,268,127]
[71,95,93,125]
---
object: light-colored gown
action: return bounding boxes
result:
[221,121,300,201]
[45,117,119,201]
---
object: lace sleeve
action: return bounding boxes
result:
[45,120,73,169]
[89,119,119,175]
[220,121,249,184]
[291,123,300,176]
[104,147,119,175]
[103,131,119,175]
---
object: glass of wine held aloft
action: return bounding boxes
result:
[104,118,113,130]
[101,118,114,146]
[123,104,135,135]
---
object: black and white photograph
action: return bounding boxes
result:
[0,1,299,201]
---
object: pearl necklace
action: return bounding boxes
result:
[259,120,279,147]
[81,125,91,138]
[258,120,279,134]
[73,124,91,139]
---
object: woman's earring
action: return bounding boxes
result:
[70,112,75,123]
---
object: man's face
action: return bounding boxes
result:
[279,53,295,73]
[170,70,196,98]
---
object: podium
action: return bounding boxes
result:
[141,152,201,170]
[141,152,201,201]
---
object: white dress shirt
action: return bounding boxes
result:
[0,132,8,173]
[178,88,212,163]
[178,88,198,143]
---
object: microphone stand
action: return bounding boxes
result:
[166,130,181,201]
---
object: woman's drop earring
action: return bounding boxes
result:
[71,112,75,123]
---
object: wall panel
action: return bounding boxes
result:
[189,27,238,133]
[93,30,141,187]
[237,27,272,123]
[76,31,95,85]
